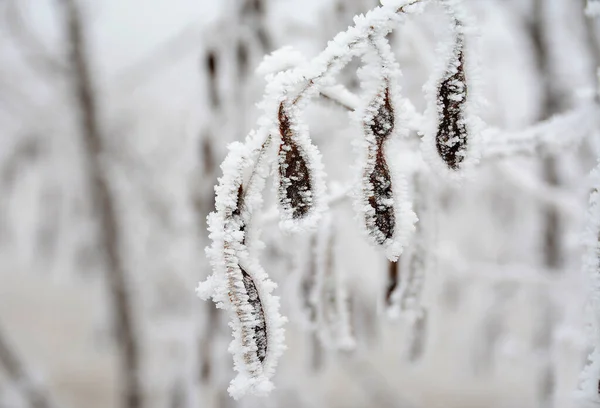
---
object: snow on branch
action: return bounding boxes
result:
[196,0,599,399]
[197,0,427,399]
[576,165,600,404]
[311,215,355,350]
[482,104,599,160]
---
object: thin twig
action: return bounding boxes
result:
[260,185,351,225]
[239,0,425,210]
[318,91,355,111]
[0,324,58,408]
[291,0,425,107]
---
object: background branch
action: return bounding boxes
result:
[57,1,143,407]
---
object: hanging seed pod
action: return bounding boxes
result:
[364,86,396,245]
[223,261,265,377]
[435,34,468,170]
[277,103,313,220]
[241,267,268,363]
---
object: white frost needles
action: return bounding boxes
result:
[197,139,286,399]
[354,32,416,261]
[577,167,600,403]
[196,0,482,399]
[422,0,481,178]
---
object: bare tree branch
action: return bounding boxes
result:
[57,1,143,407]
[0,323,58,408]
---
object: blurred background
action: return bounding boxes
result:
[0,0,599,407]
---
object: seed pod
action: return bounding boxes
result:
[277,103,313,220]
[370,87,394,142]
[435,37,468,170]
[241,267,267,363]
[367,150,395,243]
[364,87,396,245]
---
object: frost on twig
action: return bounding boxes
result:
[198,0,429,399]
[292,215,355,351]
[396,174,428,318]
[386,171,431,361]
[482,104,599,160]
[576,165,600,404]
[311,215,355,351]
[198,138,285,399]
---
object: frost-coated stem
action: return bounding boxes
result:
[311,215,355,350]
[577,166,600,403]
[482,104,599,160]
[577,5,600,403]
[198,0,427,399]
[290,0,426,107]
[388,171,430,320]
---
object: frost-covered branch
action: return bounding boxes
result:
[309,215,355,350]
[197,0,429,398]
[482,103,599,160]
[576,165,600,403]
[318,84,360,111]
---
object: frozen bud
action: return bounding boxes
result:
[241,267,268,363]
[370,87,395,142]
[363,87,396,245]
[277,103,313,220]
[435,39,468,170]
[367,152,395,243]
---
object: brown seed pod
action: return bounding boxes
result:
[435,38,468,171]
[367,150,395,243]
[364,87,396,245]
[370,87,395,142]
[278,103,313,220]
[240,267,267,363]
